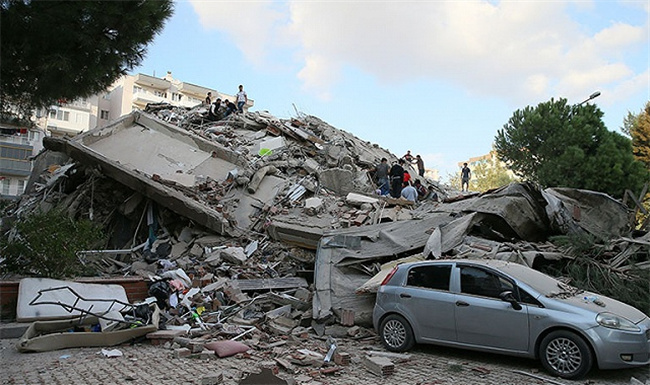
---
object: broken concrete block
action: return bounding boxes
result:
[189,243,204,258]
[301,158,320,174]
[353,214,368,226]
[346,192,379,206]
[266,304,292,319]
[304,197,323,215]
[319,168,355,195]
[173,347,191,358]
[146,329,188,345]
[189,341,204,353]
[363,355,394,376]
[223,281,249,303]
[347,326,360,337]
[334,352,351,366]
[340,309,355,326]
[248,165,278,194]
[254,136,286,155]
[268,316,299,335]
[220,246,247,265]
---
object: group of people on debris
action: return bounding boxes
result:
[204,84,248,122]
[371,151,438,204]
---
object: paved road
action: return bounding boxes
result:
[1,336,648,385]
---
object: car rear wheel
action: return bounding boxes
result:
[379,314,414,352]
[539,330,593,380]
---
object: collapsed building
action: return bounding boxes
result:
[2,105,648,351]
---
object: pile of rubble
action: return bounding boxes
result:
[2,105,648,372]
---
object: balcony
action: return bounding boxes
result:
[133,91,166,106]
[0,134,34,147]
[0,158,31,176]
[67,100,92,111]
[178,82,213,98]
[134,74,171,90]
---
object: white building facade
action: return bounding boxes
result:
[38,71,253,137]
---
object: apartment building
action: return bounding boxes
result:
[0,123,45,200]
[39,71,253,137]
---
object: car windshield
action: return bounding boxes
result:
[496,262,577,297]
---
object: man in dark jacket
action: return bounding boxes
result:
[389,159,405,198]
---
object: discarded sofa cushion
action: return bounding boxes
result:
[204,340,249,357]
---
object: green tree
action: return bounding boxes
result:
[471,158,518,192]
[1,209,106,278]
[446,153,518,192]
[622,102,650,168]
[621,104,650,230]
[1,0,173,123]
[494,98,648,198]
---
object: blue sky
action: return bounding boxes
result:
[134,1,649,181]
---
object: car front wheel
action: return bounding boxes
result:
[379,314,414,352]
[539,330,593,380]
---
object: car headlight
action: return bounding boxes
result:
[596,312,640,332]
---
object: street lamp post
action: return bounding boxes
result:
[578,91,601,106]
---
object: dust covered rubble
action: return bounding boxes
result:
[2,106,648,376]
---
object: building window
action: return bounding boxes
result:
[100,110,110,120]
[171,93,182,102]
[133,85,144,94]
[17,179,25,195]
[153,90,167,98]
[1,179,10,195]
[51,109,70,121]
[1,146,30,160]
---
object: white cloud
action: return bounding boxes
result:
[594,23,645,49]
[189,1,649,104]
[188,1,286,65]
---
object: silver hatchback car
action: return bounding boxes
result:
[373,259,650,379]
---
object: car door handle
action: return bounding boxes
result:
[400,293,412,298]
[456,301,469,307]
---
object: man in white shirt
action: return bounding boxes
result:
[236,85,247,113]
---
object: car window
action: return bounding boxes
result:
[517,287,541,306]
[406,265,451,291]
[460,265,514,299]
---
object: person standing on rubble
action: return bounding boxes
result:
[461,162,471,192]
[205,92,212,105]
[402,150,414,163]
[236,84,248,113]
[373,158,390,196]
[389,159,405,198]
[414,154,425,177]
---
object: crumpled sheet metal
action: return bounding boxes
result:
[544,187,632,240]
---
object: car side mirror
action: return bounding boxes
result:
[499,290,522,311]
